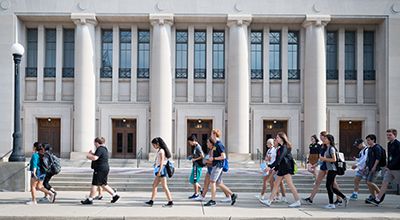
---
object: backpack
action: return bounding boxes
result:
[165,160,175,178]
[329,146,346,175]
[292,159,298,175]
[373,145,387,167]
[49,153,61,175]
[222,158,229,172]
[40,153,51,173]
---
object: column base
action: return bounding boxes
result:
[0,162,29,192]
[70,152,89,160]
[227,153,251,161]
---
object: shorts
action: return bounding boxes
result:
[383,170,400,185]
[210,166,223,184]
[31,169,46,181]
[92,170,109,186]
[320,162,327,171]
[366,168,379,183]
[207,167,212,175]
[154,166,167,178]
[189,166,203,183]
[355,169,367,180]
[278,170,293,177]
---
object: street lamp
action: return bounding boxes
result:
[8,43,25,162]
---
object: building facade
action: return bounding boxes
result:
[0,0,399,160]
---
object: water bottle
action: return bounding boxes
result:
[318,161,323,166]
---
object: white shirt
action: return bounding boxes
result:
[267,147,277,166]
[355,147,368,169]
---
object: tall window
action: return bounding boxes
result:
[137,30,150,78]
[45,29,56,78]
[175,31,188,78]
[213,31,225,79]
[101,30,113,78]
[269,31,281,79]
[326,31,338,80]
[194,31,206,79]
[363,31,375,80]
[345,31,356,80]
[251,31,262,79]
[26,29,38,77]
[120,30,131,78]
[288,31,300,79]
[63,29,74,78]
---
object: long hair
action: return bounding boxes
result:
[151,137,172,159]
[325,134,337,151]
[33,142,41,152]
[320,131,329,149]
[208,137,215,145]
[311,134,319,144]
[277,132,292,150]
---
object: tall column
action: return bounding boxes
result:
[149,14,173,157]
[70,13,97,159]
[302,15,330,148]
[226,15,252,160]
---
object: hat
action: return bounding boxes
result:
[353,138,364,146]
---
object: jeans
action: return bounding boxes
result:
[326,170,345,204]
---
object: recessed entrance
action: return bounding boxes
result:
[38,118,61,157]
[339,120,362,160]
[187,120,212,156]
[263,120,287,156]
[112,119,137,158]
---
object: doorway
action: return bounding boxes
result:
[38,118,61,157]
[187,120,213,156]
[339,120,362,160]
[112,119,137,158]
[263,120,287,157]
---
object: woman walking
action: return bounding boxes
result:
[260,132,300,207]
[39,142,57,202]
[320,134,349,209]
[307,135,320,184]
[144,137,173,207]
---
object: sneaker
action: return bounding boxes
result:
[365,195,374,204]
[111,194,120,203]
[194,196,205,201]
[288,200,301,208]
[301,197,313,205]
[204,200,216,206]
[254,194,264,200]
[39,197,49,202]
[277,197,287,203]
[188,194,199,199]
[113,188,117,193]
[381,193,386,202]
[350,193,358,200]
[334,199,343,206]
[200,189,203,196]
[271,197,278,203]
[162,201,173,207]
[94,195,103,200]
[230,193,237,205]
[81,198,93,205]
[50,193,56,203]
[26,200,37,205]
[344,196,350,207]
[221,197,231,203]
[259,199,271,207]
[370,198,381,206]
[324,204,336,209]
[144,200,153,207]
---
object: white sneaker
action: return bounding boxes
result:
[324,204,336,209]
[39,197,49,202]
[259,199,271,207]
[26,200,37,205]
[220,197,231,202]
[194,196,205,201]
[278,197,287,203]
[288,200,301,208]
[254,194,264,200]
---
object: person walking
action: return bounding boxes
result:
[259,132,301,208]
[349,138,368,200]
[363,134,382,203]
[39,142,58,202]
[204,129,238,207]
[187,134,204,199]
[144,137,173,207]
[307,135,320,184]
[81,137,120,204]
[320,134,349,209]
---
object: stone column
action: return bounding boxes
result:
[70,13,97,159]
[149,14,173,158]
[226,15,252,161]
[302,15,330,148]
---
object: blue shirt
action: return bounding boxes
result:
[29,153,40,171]
[212,140,225,168]
[388,139,400,170]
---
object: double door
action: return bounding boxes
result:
[112,119,136,158]
[339,121,362,160]
[187,120,212,156]
[263,120,287,157]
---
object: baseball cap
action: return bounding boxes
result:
[353,138,363,146]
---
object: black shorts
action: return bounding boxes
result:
[92,170,109,186]
[278,170,294,177]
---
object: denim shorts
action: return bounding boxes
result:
[207,167,212,175]
[31,169,46,181]
[355,168,367,179]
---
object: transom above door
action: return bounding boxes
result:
[187,120,213,156]
[112,119,137,159]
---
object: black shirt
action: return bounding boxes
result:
[92,146,110,172]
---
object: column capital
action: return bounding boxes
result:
[150,14,174,26]
[71,13,98,26]
[227,14,252,27]
[302,15,330,28]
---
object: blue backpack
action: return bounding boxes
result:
[223,158,229,172]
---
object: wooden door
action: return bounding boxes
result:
[263,120,287,157]
[187,120,212,156]
[340,121,362,159]
[38,118,61,157]
[112,119,136,158]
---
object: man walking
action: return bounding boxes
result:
[363,134,383,203]
[350,138,368,200]
[187,134,204,199]
[81,137,120,204]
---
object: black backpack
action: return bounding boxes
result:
[49,153,62,175]
[40,153,52,173]
[373,145,387,167]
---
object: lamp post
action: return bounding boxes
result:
[8,43,25,162]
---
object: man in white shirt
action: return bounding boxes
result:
[350,138,368,200]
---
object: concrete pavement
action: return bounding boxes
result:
[0,191,399,219]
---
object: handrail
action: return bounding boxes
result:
[256,149,263,164]
[0,149,13,161]
[178,148,181,168]
[137,148,143,168]
[297,149,307,168]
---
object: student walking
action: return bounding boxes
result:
[204,129,238,207]
[320,134,349,209]
[362,134,382,203]
[26,142,55,205]
[187,134,205,199]
[144,137,173,207]
[370,129,400,208]
[307,135,321,184]
[39,142,58,202]
[81,137,120,205]
[259,132,300,208]
[349,138,368,200]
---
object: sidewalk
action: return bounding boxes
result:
[1,191,399,219]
